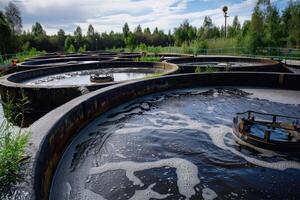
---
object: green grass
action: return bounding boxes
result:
[134,56,161,62]
[195,66,219,73]
[144,72,164,79]
[0,95,30,196]
[0,123,29,195]
[0,48,45,65]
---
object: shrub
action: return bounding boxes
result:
[0,94,30,196]
[134,56,161,62]
[195,65,219,73]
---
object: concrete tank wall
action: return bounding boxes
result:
[166,55,291,73]
[0,61,178,125]
[24,72,300,200]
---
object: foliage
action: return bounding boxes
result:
[79,45,87,52]
[67,44,76,53]
[0,48,44,64]
[0,11,12,55]
[195,66,219,73]
[1,0,300,55]
[32,22,45,37]
[0,93,30,196]
[125,33,137,52]
[134,56,161,62]
[174,20,197,46]
[4,2,22,35]
[144,72,164,79]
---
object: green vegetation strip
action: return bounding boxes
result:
[0,96,30,196]
[134,56,161,62]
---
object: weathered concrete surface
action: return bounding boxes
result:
[18,56,114,70]
[281,59,300,74]
[22,72,300,200]
[26,53,89,61]
[0,61,178,125]
[166,55,290,73]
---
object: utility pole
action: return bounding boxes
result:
[223,6,229,38]
[96,38,98,51]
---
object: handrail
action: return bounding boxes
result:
[243,119,300,133]
[236,110,300,121]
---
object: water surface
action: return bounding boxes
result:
[50,87,300,200]
[23,68,163,86]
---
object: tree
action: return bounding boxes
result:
[86,24,96,50]
[64,36,75,51]
[135,24,143,34]
[0,11,12,55]
[199,16,220,39]
[87,24,95,37]
[57,29,66,50]
[174,20,197,46]
[5,2,22,35]
[122,23,130,38]
[228,16,241,38]
[265,4,282,47]
[125,33,137,52]
[144,27,151,35]
[246,2,265,53]
[74,26,83,50]
[203,16,213,30]
[282,1,300,47]
[32,22,46,36]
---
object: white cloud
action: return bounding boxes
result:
[1,0,260,35]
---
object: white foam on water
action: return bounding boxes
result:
[89,158,200,199]
[207,106,214,113]
[114,111,300,171]
[129,183,171,200]
[202,188,218,200]
[243,88,300,105]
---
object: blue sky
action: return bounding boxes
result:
[0,0,290,35]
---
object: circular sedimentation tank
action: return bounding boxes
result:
[0,61,178,125]
[166,55,290,73]
[26,53,89,61]
[18,56,114,70]
[21,72,300,200]
[148,53,193,60]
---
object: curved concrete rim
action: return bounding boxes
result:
[0,61,179,125]
[166,55,280,65]
[1,61,179,89]
[164,55,289,73]
[18,56,115,69]
[25,72,300,199]
[26,53,89,61]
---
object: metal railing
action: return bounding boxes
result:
[235,111,300,142]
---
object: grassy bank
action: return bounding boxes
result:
[0,96,30,196]
[0,48,45,65]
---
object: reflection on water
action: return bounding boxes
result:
[50,88,300,200]
[22,68,162,86]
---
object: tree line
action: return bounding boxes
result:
[1,0,300,56]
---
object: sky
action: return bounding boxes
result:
[0,0,289,35]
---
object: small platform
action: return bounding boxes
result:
[233,110,300,152]
[90,73,114,83]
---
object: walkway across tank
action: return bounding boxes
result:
[0,61,178,126]
[22,72,300,200]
